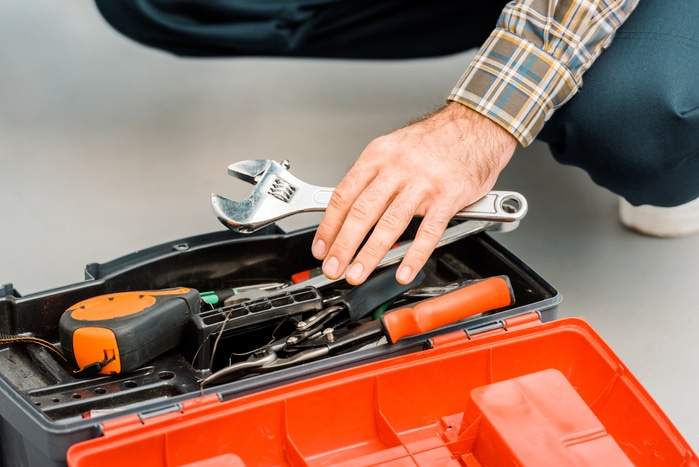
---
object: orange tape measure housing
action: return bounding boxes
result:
[59,288,200,375]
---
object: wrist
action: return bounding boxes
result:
[439,102,517,172]
[445,102,517,145]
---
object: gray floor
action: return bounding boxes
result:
[2,2,699,451]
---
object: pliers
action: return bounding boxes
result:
[201,275,515,387]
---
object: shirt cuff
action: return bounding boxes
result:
[448,29,578,147]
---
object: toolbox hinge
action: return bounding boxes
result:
[503,311,544,331]
[100,394,221,436]
[468,311,543,340]
[100,413,145,436]
[466,311,543,337]
[431,311,544,348]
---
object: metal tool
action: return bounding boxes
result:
[211,159,528,234]
[209,218,509,307]
[205,217,505,310]
[201,275,515,387]
[281,218,505,294]
[399,279,478,299]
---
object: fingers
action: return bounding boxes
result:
[319,179,397,282]
[312,134,429,284]
[350,208,453,286]
[311,153,385,271]
[342,194,416,285]
[314,164,454,286]
[311,142,457,286]
[393,214,452,284]
[319,183,454,286]
[312,103,518,286]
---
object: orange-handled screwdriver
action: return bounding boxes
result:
[382,275,514,343]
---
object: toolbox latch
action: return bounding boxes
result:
[0,283,20,299]
[100,394,221,436]
[431,312,544,347]
[430,330,472,347]
[503,311,544,331]
[467,311,545,343]
[99,413,144,436]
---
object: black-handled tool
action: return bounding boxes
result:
[326,264,426,322]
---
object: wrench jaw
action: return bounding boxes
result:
[213,159,334,234]
[227,159,276,185]
[213,159,291,233]
[211,193,260,233]
[211,191,308,234]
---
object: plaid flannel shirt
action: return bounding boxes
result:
[449,0,639,146]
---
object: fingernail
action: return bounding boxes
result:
[397,266,413,284]
[346,262,364,283]
[312,239,326,258]
[324,256,340,278]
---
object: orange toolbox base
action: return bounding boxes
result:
[67,313,698,467]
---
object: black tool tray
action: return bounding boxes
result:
[0,221,560,467]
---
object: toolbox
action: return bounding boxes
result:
[0,220,695,466]
[66,318,694,466]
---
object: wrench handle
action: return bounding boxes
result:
[311,189,334,206]
[381,275,514,344]
[453,191,527,223]
[310,189,526,222]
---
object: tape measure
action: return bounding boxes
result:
[59,288,200,375]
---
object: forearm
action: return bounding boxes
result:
[450,0,639,146]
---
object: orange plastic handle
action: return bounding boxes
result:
[381,276,515,343]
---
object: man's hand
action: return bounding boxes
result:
[311,102,517,285]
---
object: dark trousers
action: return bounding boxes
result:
[96,0,699,206]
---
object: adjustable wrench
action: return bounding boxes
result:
[211,159,528,234]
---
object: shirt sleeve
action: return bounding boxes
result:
[448,0,639,146]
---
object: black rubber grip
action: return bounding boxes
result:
[334,265,426,322]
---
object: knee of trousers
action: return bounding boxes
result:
[542,52,699,207]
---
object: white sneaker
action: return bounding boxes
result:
[619,197,699,238]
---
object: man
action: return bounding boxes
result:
[95,0,699,285]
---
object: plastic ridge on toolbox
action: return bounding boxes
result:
[65,316,697,466]
[465,369,634,466]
